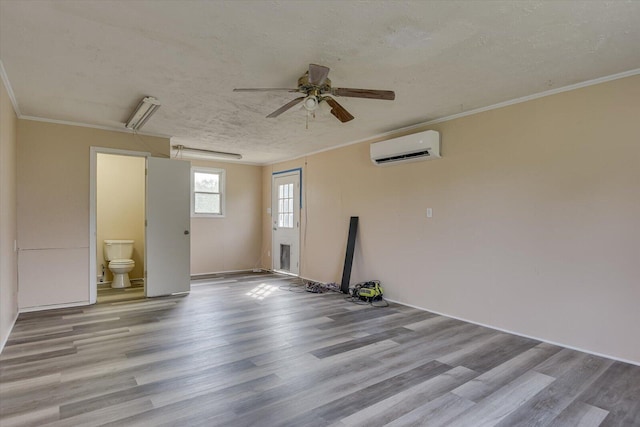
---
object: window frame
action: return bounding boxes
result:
[277,182,295,229]
[191,166,226,218]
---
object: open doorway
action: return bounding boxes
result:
[95,152,146,303]
[90,147,149,304]
[96,153,146,303]
[90,148,192,304]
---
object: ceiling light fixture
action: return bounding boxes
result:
[303,95,319,111]
[172,145,243,160]
[125,96,161,130]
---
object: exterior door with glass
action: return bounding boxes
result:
[272,171,300,275]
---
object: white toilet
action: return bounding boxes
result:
[103,240,135,289]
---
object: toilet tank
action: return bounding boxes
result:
[104,240,135,261]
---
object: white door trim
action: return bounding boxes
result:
[89,147,149,304]
[271,168,302,275]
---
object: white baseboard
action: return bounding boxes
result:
[262,269,313,280]
[0,312,19,354]
[385,298,639,367]
[191,269,264,278]
[19,300,91,313]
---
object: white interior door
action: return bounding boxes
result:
[272,171,300,275]
[146,157,191,297]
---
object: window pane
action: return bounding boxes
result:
[279,185,284,198]
[194,193,220,214]
[289,199,293,212]
[194,172,218,193]
[288,213,294,228]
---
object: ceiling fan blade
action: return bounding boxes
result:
[332,88,395,100]
[324,97,354,123]
[308,64,330,86]
[266,97,306,118]
[234,88,299,92]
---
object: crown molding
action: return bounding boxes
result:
[265,68,640,166]
[2,59,637,166]
[19,115,170,139]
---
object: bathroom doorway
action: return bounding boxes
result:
[94,151,147,303]
[90,147,192,304]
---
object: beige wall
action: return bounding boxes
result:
[17,120,169,309]
[0,76,18,350]
[190,159,262,274]
[263,75,640,363]
[97,153,145,281]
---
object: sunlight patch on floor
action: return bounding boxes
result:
[246,283,278,300]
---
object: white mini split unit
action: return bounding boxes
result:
[370,130,441,166]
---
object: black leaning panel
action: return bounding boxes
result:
[340,216,359,294]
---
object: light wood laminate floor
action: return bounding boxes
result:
[1,272,639,426]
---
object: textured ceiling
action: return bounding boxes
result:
[1,0,639,164]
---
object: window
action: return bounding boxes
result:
[278,183,294,228]
[191,167,225,217]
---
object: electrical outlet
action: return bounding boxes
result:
[426,208,433,218]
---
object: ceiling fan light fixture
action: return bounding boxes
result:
[125,96,161,130]
[234,63,395,123]
[303,95,319,111]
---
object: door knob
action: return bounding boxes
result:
[184,230,190,235]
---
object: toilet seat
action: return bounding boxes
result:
[109,259,134,267]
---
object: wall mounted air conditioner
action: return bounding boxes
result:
[370,130,441,166]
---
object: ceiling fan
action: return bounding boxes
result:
[233,64,395,123]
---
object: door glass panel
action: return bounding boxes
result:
[278,183,294,228]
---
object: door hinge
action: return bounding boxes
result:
[145,220,147,226]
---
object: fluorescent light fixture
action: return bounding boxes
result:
[125,96,161,130]
[172,145,243,160]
